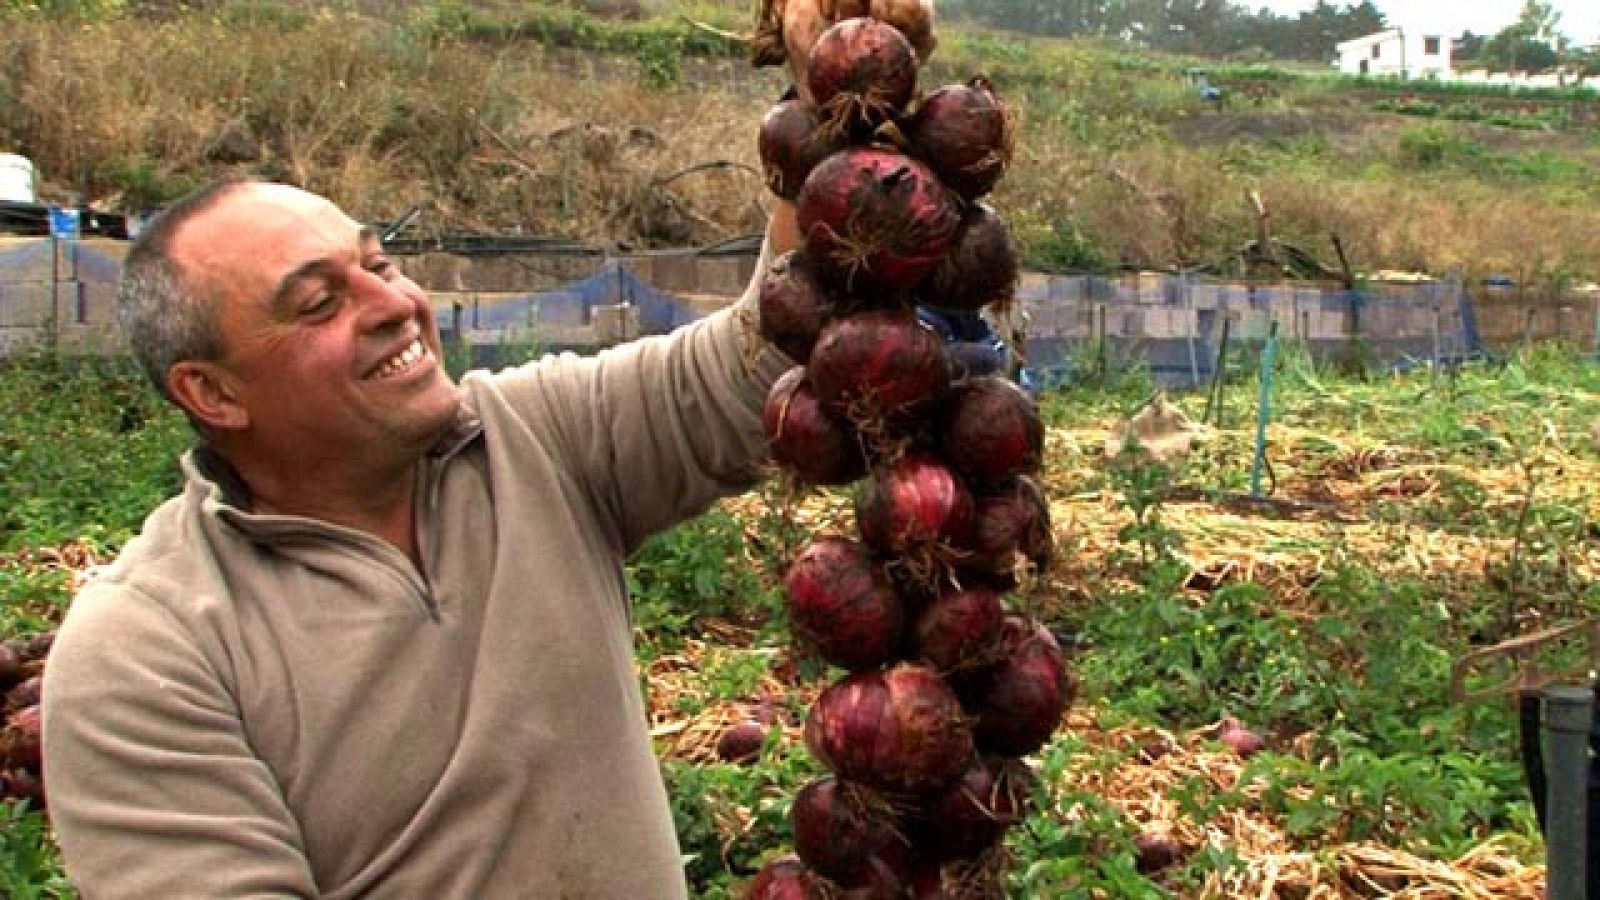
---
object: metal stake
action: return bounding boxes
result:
[1542,683,1592,900]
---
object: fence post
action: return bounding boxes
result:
[1541,684,1592,900]
[1250,320,1279,498]
[1591,294,1599,361]
[49,229,60,351]
[1184,276,1200,388]
[1096,302,1107,385]
[1204,316,1230,427]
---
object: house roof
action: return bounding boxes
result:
[1335,29,1402,52]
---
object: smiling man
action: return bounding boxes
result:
[40,179,794,898]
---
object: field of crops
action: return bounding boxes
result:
[1,340,1597,898]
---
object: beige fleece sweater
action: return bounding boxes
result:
[41,254,788,898]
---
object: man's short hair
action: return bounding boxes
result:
[116,177,251,404]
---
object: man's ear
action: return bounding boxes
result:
[167,361,249,431]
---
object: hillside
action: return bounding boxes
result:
[2,0,1599,285]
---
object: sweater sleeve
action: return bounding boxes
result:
[42,582,319,899]
[478,234,792,554]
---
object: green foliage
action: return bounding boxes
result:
[1080,579,1343,733]
[1027,217,1113,273]
[628,506,781,647]
[662,750,821,895]
[99,156,200,213]
[0,0,123,19]
[1250,748,1528,854]
[0,803,72,899]
[1107,450,1183,568]
[0,353,189,550]
[632,26,683,89]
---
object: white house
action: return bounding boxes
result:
[1336,28,1453,79]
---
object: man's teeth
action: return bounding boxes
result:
[372,340,427,379]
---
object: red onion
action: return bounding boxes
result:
[1134,829,1185,875]
[5,675,41,711]
[904,78,1015,200]
[784,536,905,672]
[962,618,1073,757]
[1,705,41,771]
[0,767,45,809]
[960,478,1053,588]
[963,476,1053,581]
[764,367,867,487]
[910,584,1004,675]
[856,455,975,564]
[918,204,1018,315]
[807,17,918,137]
[759,252,837,366]
[937,378,1043,488]
[805,664,974,795]
[1218,717,1266,758]
[797,148,961,291]
[759,99,850,202]
[792,776,910,887]
[746,854,812,899]
[915,756,1034,861]
[808,309,950,422]
[717,720,769,764]
[0,644,21,691]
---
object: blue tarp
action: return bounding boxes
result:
[437,261,700,337]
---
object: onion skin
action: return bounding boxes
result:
[963,476,1053,582]
[918,203,1018,315]
[784,536,905,672]
[797,148,962,292]
[806,18,919,136]
[938,378,1043,488]
[759,100,849,202]
[805,664,974,795]
[962,618,1074,757]
[759,253,836,366]
[904,78,1014,200]
[809,308,950,422]
[910,584,1004,675]
[764,367,867,487]
[855,455,975,562]
[792,777,909,887]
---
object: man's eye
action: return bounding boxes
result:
[303,294,337,317]
[366,257,397,278]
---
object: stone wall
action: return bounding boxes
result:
[3,238,1595,359]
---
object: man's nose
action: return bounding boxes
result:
[352,269,418,328]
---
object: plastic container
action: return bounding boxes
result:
[49,206,80,239]
[0,153,36,204]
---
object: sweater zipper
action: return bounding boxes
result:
[413,460,444,621]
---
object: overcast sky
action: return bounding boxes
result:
[1249,0,1600,44]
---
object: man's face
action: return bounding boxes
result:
[172,183,461,463]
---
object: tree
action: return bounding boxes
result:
[1454,30,1486,64]
[1483,0,1568,72]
